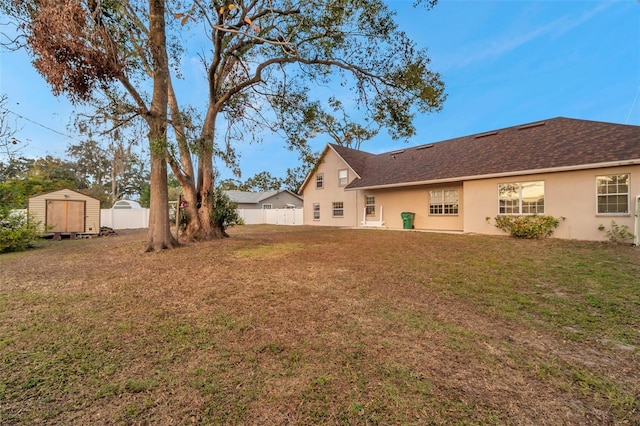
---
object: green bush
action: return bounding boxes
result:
[489,215,564,239]
[211,189,240,234]
[0,208,43,253]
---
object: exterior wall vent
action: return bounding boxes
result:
[474,131,497,139]
[416,144,434,150]
[518,121,546,130]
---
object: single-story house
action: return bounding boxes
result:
[225,190,303,210]
[300,117,640,242]
[28,188,101,237]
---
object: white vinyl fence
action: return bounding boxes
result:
[101,208,150,229]
[100,207,303,229]
[237,208,303,225]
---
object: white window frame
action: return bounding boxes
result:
[316,173,324,189]
[596,174,630,215]
[365,195,375,216]
[429,189,459,215]
[338,169,348,187]
[332,201,344,217]
[498,181,545,215]
[313,203,320,220]
[262,204,272,209]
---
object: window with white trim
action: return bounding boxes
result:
[365,196,375,216]
[597,174,629,214]
[313,203,320,220]
[498,181,544,215]
[429,189,459,215]
[316,173,324,189]
[338,169,348,186]
[262,204,272,209]
[332,202,344,217]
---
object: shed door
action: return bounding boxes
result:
[46,200,85,232]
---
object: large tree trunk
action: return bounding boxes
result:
[178,108,226,241]
[145,149,177,251]
[144,0,177,251]
[180,154,225,240]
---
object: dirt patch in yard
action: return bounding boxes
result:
[1,226,638,425]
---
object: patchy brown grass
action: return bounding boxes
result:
[1,225,639,425]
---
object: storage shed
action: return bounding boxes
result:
[28,189,101,238]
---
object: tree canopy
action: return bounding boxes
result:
[3,0,446,248]
[66,139,148,207]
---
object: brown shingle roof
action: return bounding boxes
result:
[329,144,376,178]
[343,117,640,190]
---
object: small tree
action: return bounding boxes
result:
[211,189,240,237]
[0,95,21,166]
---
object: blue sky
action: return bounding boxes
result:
[1,0,639,183]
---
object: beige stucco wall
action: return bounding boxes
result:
[354,184,464,231]
[302,148,358,227]
[28,188,101,234]
[463,165,640,241]
[303,146,639,242]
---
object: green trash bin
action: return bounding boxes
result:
[401,212,415,229]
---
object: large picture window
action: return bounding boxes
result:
[498,181,544,215]
[313,203,320,220]
[597,174,629,214]
[429,189,459,215]
[332,202,344,217]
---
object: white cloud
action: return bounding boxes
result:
[444,1,614,69]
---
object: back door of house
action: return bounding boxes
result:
[46,200,85,233]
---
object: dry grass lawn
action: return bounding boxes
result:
[1,225,639,425]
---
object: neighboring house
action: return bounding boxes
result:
[225,190,303,210]
[28,188,101,237]
[113,200,142,209]
[300,117,640,242]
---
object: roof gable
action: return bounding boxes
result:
[327,144,375,177]
[299,143,376,193]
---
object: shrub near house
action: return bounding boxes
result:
[490,215,564,239]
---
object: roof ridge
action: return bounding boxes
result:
[341,117,640,190]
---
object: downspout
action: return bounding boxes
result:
[634,195,639,247]
[355,189,360,228]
